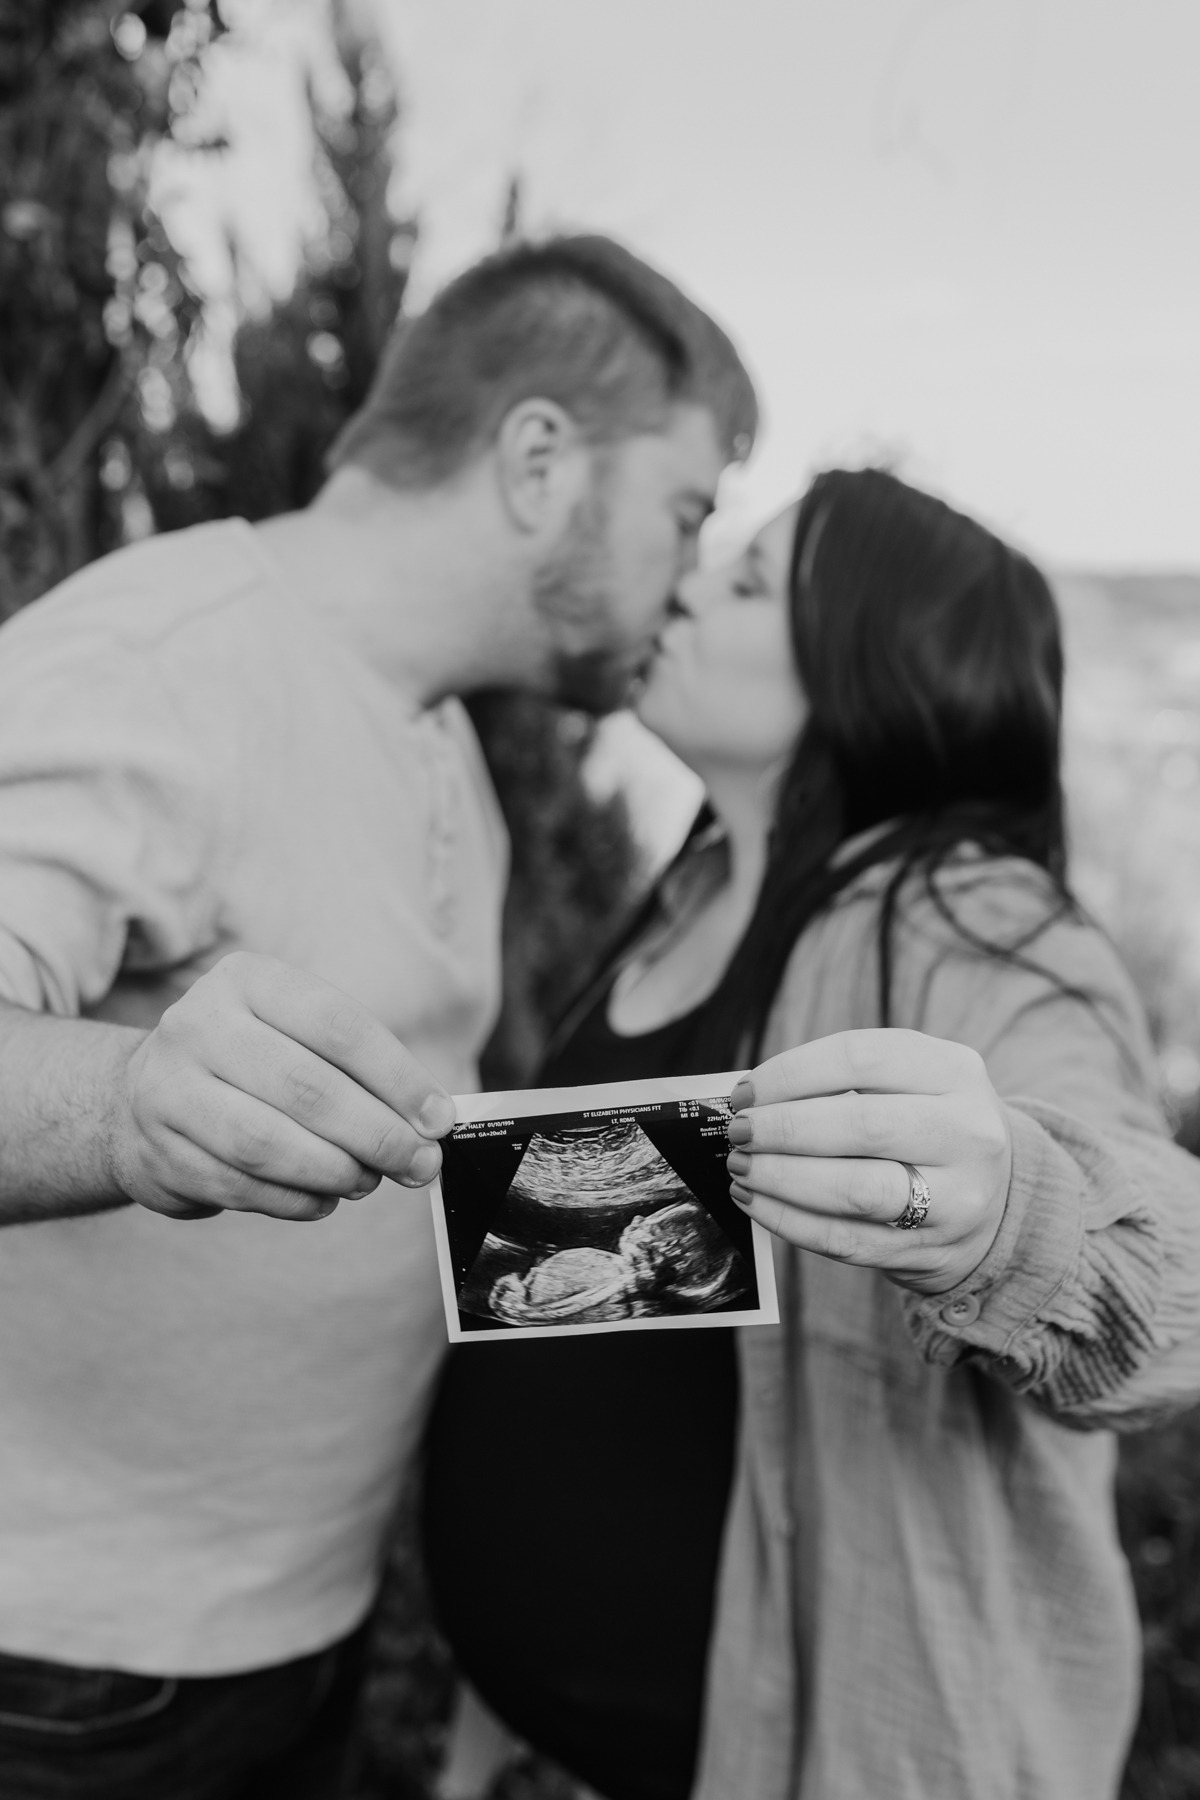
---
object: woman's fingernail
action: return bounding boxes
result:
[727,1113,753,1146]
[730,1182,754,1207]
[730,1078,755,1112]
[727,1148,752,1178]
[314,1199,339,1219]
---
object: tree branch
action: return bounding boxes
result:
[48,356,131,492]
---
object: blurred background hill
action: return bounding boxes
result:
[2,3,1199,1796]
[1060,573,1200,1140]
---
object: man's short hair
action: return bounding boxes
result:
[327,234,758,488]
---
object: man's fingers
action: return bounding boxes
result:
[160,1078,374,1197]
[745,1029,985,1107]
[203,1024,442,1185]
[221,955,456,1137]
[127,956,457,1216]
[147,1196,226,1222]
[156,1130,343,1222]
[726,1152,913,1224]
[732,1091,954,1165]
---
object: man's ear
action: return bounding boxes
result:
[494,397,589,534]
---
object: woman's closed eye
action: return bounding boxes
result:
[729,543,774,601]
[732,565,770,600]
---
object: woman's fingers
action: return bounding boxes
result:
[728,1185,957,1282]
[729,1091,957,1167]
[728,1026,1014,1294]
[726,1150,912,1224]
[740,1028,987,1107]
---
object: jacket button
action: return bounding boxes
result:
[940,1293,982,1327]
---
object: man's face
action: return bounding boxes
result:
[532,403,726,713]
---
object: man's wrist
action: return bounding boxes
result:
[94,1027,148,1207]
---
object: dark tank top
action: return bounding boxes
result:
[421,982,739,1800]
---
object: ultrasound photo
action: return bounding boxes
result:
[430,1075,779,1341]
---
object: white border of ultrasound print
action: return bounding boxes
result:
[429,1072,780,1344]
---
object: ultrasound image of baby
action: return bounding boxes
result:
[457,1117,752,1328]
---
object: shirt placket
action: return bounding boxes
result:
[420,708,460,941]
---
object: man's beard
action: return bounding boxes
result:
[531,485,641,715]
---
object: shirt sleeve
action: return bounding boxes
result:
[893,873,1200,1430]
[0,615,221,1017]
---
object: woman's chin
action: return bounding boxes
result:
[632,680,677,744]
[632,691,707,779]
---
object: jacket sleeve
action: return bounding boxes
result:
[893,869,1200,1430]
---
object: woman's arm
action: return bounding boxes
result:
[905,1093,1199,1430]
[726,888,1200,1430]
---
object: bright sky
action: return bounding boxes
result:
[192,0,1200,569]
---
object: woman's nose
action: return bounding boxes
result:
[676,565,723,622]
[672,567,712,618]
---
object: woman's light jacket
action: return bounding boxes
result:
[681,845,1200,1800]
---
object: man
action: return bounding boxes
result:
[0,235,756,1797]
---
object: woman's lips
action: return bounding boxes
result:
[653,615,691,658]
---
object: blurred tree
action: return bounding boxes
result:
[0,0,212,614]
[0,0,640,1088]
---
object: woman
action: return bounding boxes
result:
[422,469,1200,1800]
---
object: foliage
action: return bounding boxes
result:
[0,0,211,612]
[1118,1410,1200,1800]
[129,5,411,532]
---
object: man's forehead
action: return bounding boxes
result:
[667,400,726,466]
[626,402,725,492]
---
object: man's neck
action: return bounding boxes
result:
[253,469,533,708]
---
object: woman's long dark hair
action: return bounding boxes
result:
[690,466,1075,1065]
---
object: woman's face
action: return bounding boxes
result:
[636,503,808,776]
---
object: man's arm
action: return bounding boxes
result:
[0,1000,143,1223]
[0,953,455,1227]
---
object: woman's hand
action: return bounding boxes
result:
[725,1029,1012,1295]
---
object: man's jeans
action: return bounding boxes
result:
[0,1623,369,1800]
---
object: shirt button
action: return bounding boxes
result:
[776,1511,797,1538]
[940,1293,982,1327]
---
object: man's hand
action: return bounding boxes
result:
[101,953,456,1222]
[725,1029,1012,1294]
